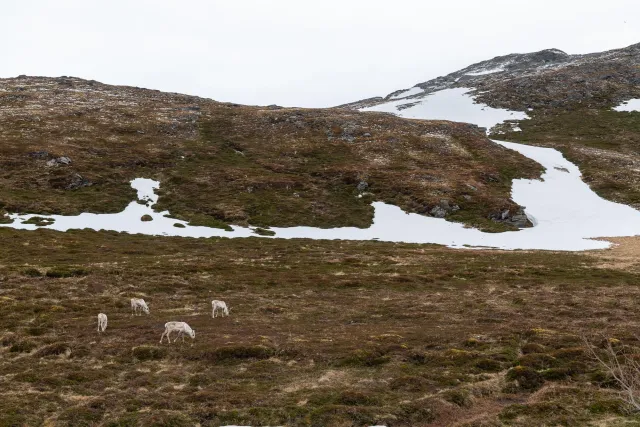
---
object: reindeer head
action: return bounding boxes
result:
[189,329,196,339]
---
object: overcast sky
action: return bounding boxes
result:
[2,1,639,107]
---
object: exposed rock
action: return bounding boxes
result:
[356,181,368,192]
[46,156,72,167]
[430,206,447,218]
[490,207,531,228]
[65,173,93,190]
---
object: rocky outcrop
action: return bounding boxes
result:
[429,199,460,219]
[489,207,531,228]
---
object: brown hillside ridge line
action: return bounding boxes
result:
[0,76,541,232]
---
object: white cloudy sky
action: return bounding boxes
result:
[2,1,639,107]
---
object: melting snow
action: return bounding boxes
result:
[389,86,423,99]
[2,88,640,251]
[362,87,529,132]
[613,99,640,112]
[4,145,640,251]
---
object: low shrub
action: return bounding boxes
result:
[339,349,390,367]
[141,214,153,222]
[34,342,70,358]
[9,340,37,353]
[389,375,429,392]
[517,353,557,370]
[253,227,275,236]
[22,268,42,277]
[1,333,17,347]
[506,366,545,391]
[132,345,167,361]
[442,389,472,407]
[475,358,503,372]
[521,342,547,354]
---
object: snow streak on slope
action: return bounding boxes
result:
[2,88,640,250]
[4,148,640,251]
[362,87,528,132]
[613,99,640,112]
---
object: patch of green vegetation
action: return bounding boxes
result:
[132,345,167,361]
[21,216,55,226]
[505,366,545,391]
[185,213,232,231]
[22,267,42,277]
[253,227,275,236]
[10,340,37,353]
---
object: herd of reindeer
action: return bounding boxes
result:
[96,298,230,343]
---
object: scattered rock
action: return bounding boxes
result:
[430,206,448,218]
[65,174,93,190]
[363,133,371,137]
[46,156,72,167]
[266,104,284,110]
[357,181,369,192]
[141,215,153,222]
[489,207,530,228]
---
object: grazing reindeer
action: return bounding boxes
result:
[131,298,149,316]
[160,321,195,343]
[211,300,229,318]
[97,313,107,332]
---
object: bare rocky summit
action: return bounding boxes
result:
[343,42,640,112]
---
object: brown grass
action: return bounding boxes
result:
[1,228,640,425]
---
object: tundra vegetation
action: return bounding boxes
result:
[0,77,541,233]
[1,228,640,425]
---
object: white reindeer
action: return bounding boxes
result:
[131,298,149,316]
[97,313,107,332]
[159,321,195,343]
[211,300,229,318]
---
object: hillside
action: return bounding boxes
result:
[0,76,541,232]
[344,42,640,209]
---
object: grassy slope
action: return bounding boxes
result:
[1,229,640,426]
[0,77,542,233]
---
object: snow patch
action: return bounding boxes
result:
[613,99,640,112]
[4,151,640,252]
[362,87,528,133]
[2,88,640,251]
